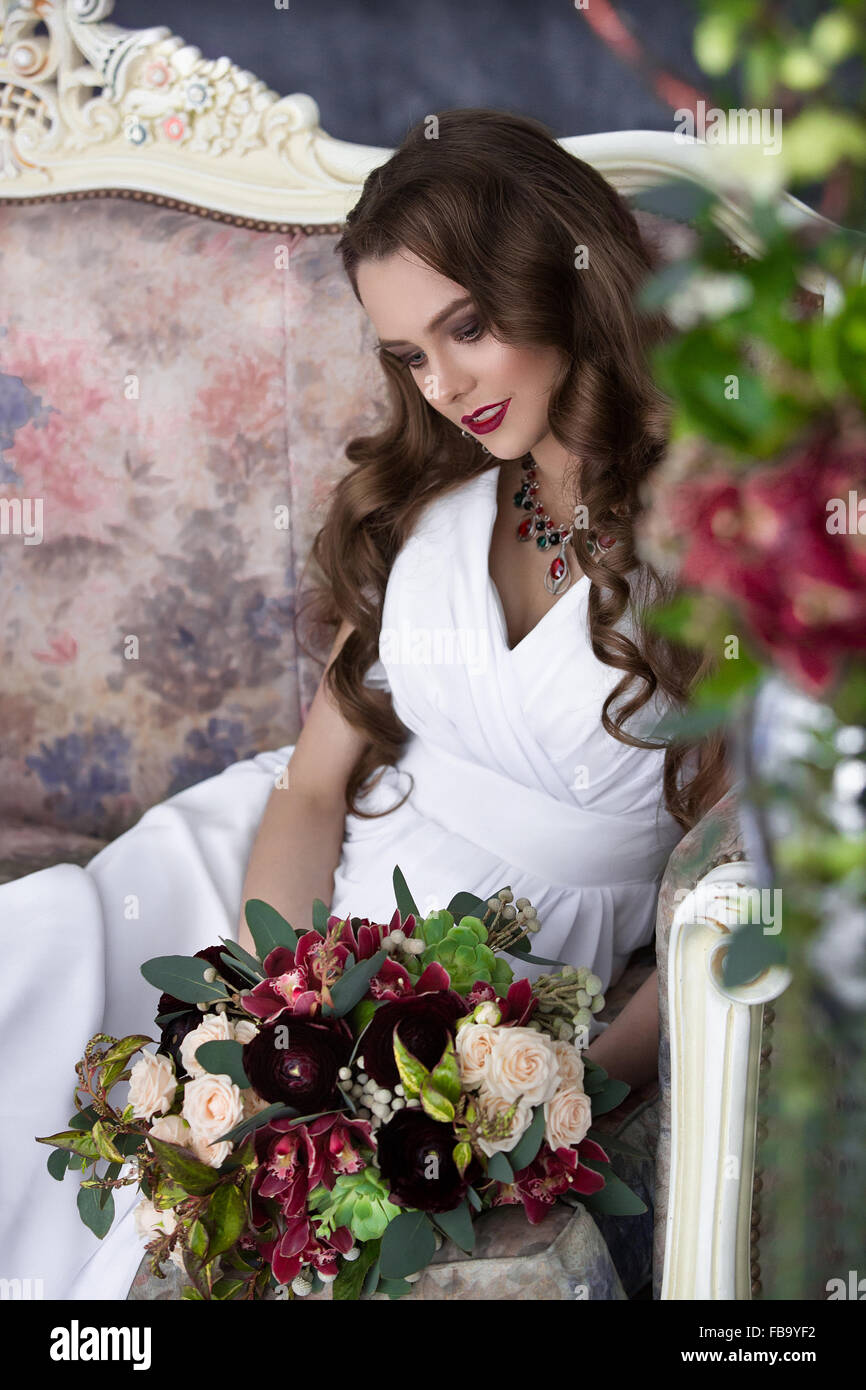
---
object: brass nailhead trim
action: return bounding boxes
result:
[0,187,344,233]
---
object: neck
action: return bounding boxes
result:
[525,445,580,524]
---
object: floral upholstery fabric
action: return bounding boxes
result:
[0,197,384,881]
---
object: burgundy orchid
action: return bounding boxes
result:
[251,1113,375,1229]
[243,910,425,1020]
[262,1215,355,1286]
[492,1138,611,1224]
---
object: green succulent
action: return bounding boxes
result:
[410,911,514,995]
[308,1170,401,1243]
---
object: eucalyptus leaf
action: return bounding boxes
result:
[217,952,261,987]
[311,898,331,934]
[379,1209,436,1279]
[195,1040,250,1089]
[585,1128,646,1162]
[485,1152,514,1183]
[431,1198,475,1254]
[377,1277,415,1299]
[324,949,388,1019]
[218,936,265,978]
[446,891,488,920]
[217,1103,299,1146]
[68,1106,100,1132]
[590,1079,631,1118]
[47,1148,71,1181]
[506,1105,545,1172]
[244,899,298,958]
[77,1182,114,1239]
[362,1257,381,1297]
[392,865,419,921]
[577,1164,648,1216]
[501,945,568,969]
[140,955,229,1005]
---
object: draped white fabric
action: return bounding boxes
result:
[0,463,683,1299]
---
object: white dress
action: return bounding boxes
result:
[0,464,684,1300]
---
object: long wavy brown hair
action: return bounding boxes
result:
[297,108,731,833]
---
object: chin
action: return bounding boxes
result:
[479,438,530,462]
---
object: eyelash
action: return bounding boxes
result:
[399,321,484,370]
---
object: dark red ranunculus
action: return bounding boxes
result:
[158,1010,200,1074]
[361,990,468,1088]
[376,1110,478,1212]
[375,1112,480,1212]
[242,1018,351,1112]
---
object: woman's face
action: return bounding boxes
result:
[356,248,565,462]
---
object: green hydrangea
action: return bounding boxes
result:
[308,1170,401,1243]
[409,910,514,995]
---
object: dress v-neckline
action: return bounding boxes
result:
[483,464,587,656]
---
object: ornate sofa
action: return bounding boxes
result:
[0,1,824,1300]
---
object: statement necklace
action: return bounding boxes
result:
[513,457,616,596]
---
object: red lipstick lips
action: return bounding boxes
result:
[461,398,511,435]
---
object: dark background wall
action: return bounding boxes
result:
[112,0,709,147]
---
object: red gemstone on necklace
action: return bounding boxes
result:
[517,515,535,540]
[549,555,567,581]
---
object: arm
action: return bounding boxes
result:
[237,620,369,954]
[584,967,659,1093]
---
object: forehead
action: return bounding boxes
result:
[356,249,467,337]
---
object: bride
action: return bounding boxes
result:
[1,108,729,1300]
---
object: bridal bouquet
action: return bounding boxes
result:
[38,869,645,1300]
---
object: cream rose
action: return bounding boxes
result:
[190,1132,232,1170]
[133,1197,185,1270]
[455,1023,499,1090]
[233,1018,259,1045]
[182,1074,243,1168]
[485,1027,560,1107]
[544,1084,593,1152]
[148,1114,192,1148]
[552,1039,585,1090]
[475,1083,533,1157]
[128,1050,177,1120]
[180,1011,234,1079]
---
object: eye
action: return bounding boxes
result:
[402,320,485,371]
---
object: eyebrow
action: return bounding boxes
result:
[376,295,473,350]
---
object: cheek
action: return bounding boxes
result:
[497,345,561,405]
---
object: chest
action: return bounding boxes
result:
[487,462,583,651]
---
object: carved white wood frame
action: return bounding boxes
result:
[0,0,842,304]
[661,863,792,1300]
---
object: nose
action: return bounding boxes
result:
[431,358,475,411]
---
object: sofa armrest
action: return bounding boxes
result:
[652,789,792,1298]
